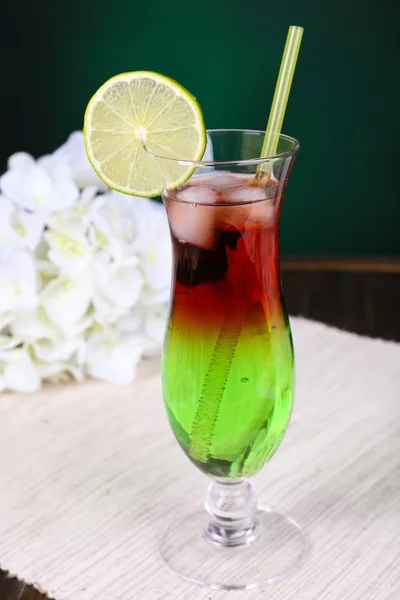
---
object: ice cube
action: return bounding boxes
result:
[228,185,267,203]
[205,172,243,189]
[176,185,216,205]
[218,184,276,229]
[165,188,219,249]
[232,173,280,199]
[247,198,276,226]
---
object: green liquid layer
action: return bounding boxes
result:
[163,304,294,478]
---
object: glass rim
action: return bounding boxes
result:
[144,129,300,167]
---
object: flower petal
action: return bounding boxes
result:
[7,152,36,171]
[10,307,59,341]
[117,311,142,333]
[35,360,84,383]
[99,265,143,309]
[11,210,45,250]
[40,131,107,190]
[92,293,128,325]
[1,166,79,213]
[0,195,18,245]
[3,352,41,393]
[0,313,13,330]
[0,347,26,362]
[51,177,80,212]
[139,284,170,306]
[144,306,167,345]
[0,335,22,351]
[137,207,171,290]
[41,273,92,327]
[85,330,145,386]
[33,335,84,362]
[45,229,93,275]
[0,248,38,312]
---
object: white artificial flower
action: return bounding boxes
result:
[0,164,79,214]
[0,346,41,393]
[46,186,99,231]
[90,191,148,261]
[116,311,143,334]
[88,253,124,324]
[135,202,171,291]
[0,335,22,354]
[85,328,146,386]
[7,152,36,171]
[0,130,173,392]
[10,308,90,372]
[44,226,93,275]
[91,294,129,325]
[144,305,168,346]
[0,247,38,313]
[0,195,16,245]
[90,250,142,323]
[117,306,167,358]
[41,272,92,329]
[38,131,106,190]
[35,259,59,287]
[90,249,111,285]
[12,209,44,251]
[0,195,44,251]
[36,360,84,384]
[33,335,84,363]
[143,305,168,357]
[0,313,13,331]
[65,314,94,338]
[139,284,171,307]
[128,193,163,220]
[10,307,59,341]
[96,262,143,310]
[90,246,143,320]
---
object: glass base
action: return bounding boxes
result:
[160,506,307,590]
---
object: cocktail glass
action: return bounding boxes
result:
[156,129,306,590]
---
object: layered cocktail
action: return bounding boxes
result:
[163,169,294,479]
[83,24,305,590]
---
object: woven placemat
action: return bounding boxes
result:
[0,318,399,600]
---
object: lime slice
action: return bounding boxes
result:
[83,71,206,197]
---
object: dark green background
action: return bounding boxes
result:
[2,0,399,254]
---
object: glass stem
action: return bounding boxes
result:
[203,479,260,547]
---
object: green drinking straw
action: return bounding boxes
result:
[189,26,304,464]
[258,25,304,173]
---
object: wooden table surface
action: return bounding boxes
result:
[1,256,399,600]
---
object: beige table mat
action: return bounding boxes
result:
[0,317,399,600]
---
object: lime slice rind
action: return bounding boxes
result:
[84,71,206,197]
